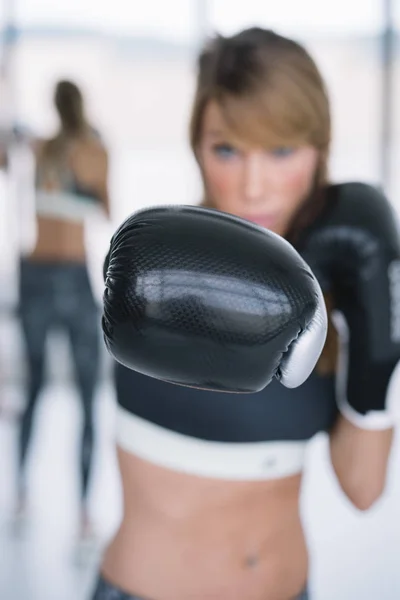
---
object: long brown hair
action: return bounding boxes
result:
[54,80,88,136]
[40,79,92,166]
[190,27,338,375]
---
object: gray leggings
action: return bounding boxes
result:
[18,258,100,501]
[91,576,309,599]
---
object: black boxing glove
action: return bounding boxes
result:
[298,182,400,429]
[102,205,327,393]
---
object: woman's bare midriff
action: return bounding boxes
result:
[101,447,308,600]
[28,216,86,262]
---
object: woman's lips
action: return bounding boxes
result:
[241,214,279,229]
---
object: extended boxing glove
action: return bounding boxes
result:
[298,182,400,428]
[102,205,327,393]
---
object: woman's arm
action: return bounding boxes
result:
[329,415,394,510]
[297,185,400,510]
[93,143,111,218]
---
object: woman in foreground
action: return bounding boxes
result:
[94,28,396,600]
[16,80,110,542]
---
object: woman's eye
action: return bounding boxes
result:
[270,147,296,158]
[212,144,237,159]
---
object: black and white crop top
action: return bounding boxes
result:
[35,135,103,222]
[113,362,338,480]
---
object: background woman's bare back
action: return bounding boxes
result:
[30,136,109,263]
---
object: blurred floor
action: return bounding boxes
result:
[0,362,399,599]
[0,379,122,600]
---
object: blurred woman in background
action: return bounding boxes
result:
[16,80,110,543]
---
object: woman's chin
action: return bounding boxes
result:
[247,218,285,237]
[241,214,279,230]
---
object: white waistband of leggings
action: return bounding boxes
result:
[115,406,307,481]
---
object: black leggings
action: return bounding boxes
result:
[91,576,309,599]
[18,258,100,501]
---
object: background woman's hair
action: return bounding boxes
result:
[190,27,337,375]
[54,79,88,136]
[40,79,93,162]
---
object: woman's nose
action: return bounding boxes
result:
[243,154,265,204]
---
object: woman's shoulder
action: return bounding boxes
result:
[36,128,106,154]
[32,137,49,156]
[34,135,64,160]
[77,129,108,158]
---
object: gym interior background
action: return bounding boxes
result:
[0,1,399,599]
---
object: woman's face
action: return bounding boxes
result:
[197,101,320,236]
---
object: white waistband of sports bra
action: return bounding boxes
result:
[36,190,102,223]
[115,406,307,481]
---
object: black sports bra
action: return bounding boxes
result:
[113,362,338,480]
